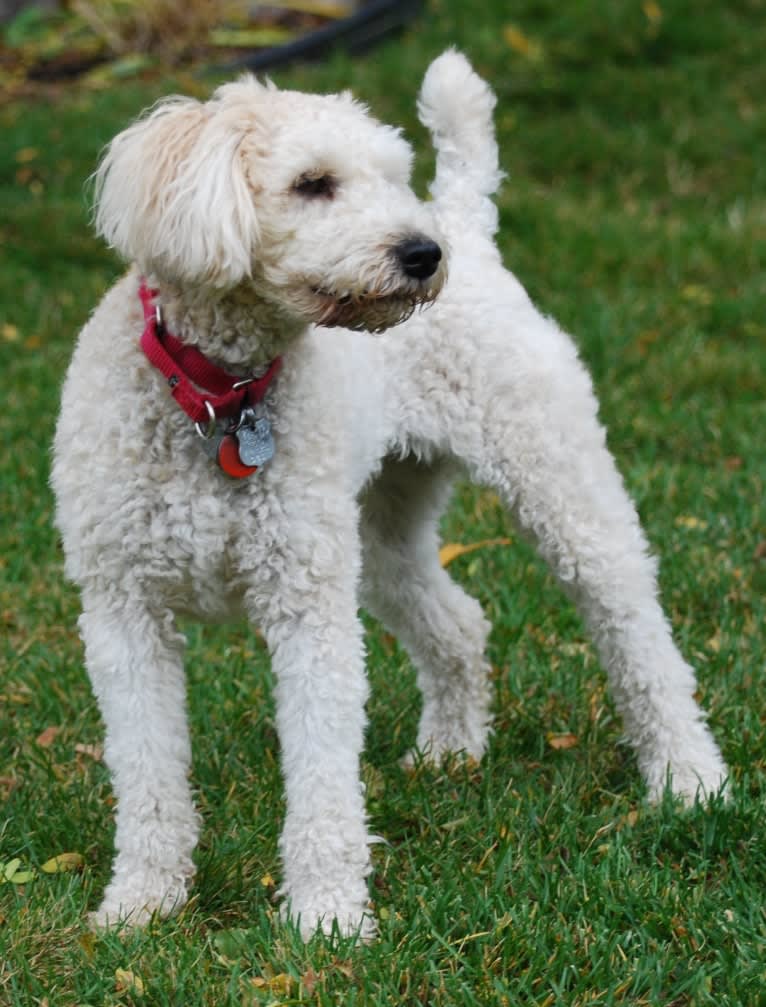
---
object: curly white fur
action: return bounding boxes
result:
[52,50,727,941]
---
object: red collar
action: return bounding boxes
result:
[138,282,282,429]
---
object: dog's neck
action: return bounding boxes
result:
[153,278,305,373]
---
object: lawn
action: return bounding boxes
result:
[1,0,765,1004]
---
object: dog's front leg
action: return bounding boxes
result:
[252,499,373,941]
[79,597,199,927]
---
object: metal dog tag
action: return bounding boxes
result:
[236,409,275,468]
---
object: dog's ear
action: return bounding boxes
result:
[93,86,261,288]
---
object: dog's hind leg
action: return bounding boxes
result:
[79,598,199,927]
[360,455,493,764]
[445,324,728,804]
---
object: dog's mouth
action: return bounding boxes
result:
[310,285,440,333]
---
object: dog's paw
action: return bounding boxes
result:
[280,896,377,943]
[89,876,190,931]
[647,762,729,806]
[401,718,489,769]
[644,733,729,806]
[401,743,482,773]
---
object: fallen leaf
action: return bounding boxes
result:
[643,0,663,23]
[547,733,578,750]
[681,284,713,305]
[259,873,275,887]
[78,931,96,960]
[617,809,640,830]
[503,24,544,61]
[439,537,512,567]
[2,323,19,342]
[7,869,35,884]
[41,852,85,874]
[115,969,144,995]
[706,630,722,654]
[251,973,294,995]
[3,859,22,881]
[674,515,708,531]
[36,725,61,748]
[15,146,39,163]
[74,742,103,761]
[302,967,320,995]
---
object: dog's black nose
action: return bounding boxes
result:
[395,237,443,280]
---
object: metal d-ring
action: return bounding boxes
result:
[155,302,165,336]
[194,401,217,440]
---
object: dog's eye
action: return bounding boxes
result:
[293,173,336,199]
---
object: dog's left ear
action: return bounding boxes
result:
[93,79,263,288]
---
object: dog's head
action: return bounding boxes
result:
[93,76,446,333]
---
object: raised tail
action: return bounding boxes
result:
[417,49,503,239]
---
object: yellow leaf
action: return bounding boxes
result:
[3,859,21,881]
[78,931,96,960]
[706,630,722,654]
[15,147,39,163]
[115,969,144,995]
[251,973,294,995]
[681,284,713,305]
[617,808,640,830]
[8,869,35,884]
[2,324,19,343]
[643,1,663,23]
[259,873,275,887]
[439,537,512,567]
[41,852,85,874]
[674,515,708,530]
[547,732,578,750]
[503,24,544,61]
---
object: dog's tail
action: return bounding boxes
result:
[417,49,503,239]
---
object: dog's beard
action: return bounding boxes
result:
[308,265,445,333]
[312,288,438,333]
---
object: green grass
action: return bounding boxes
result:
[2,0,766,1003]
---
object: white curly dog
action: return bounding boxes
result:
[52,50,727,939]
